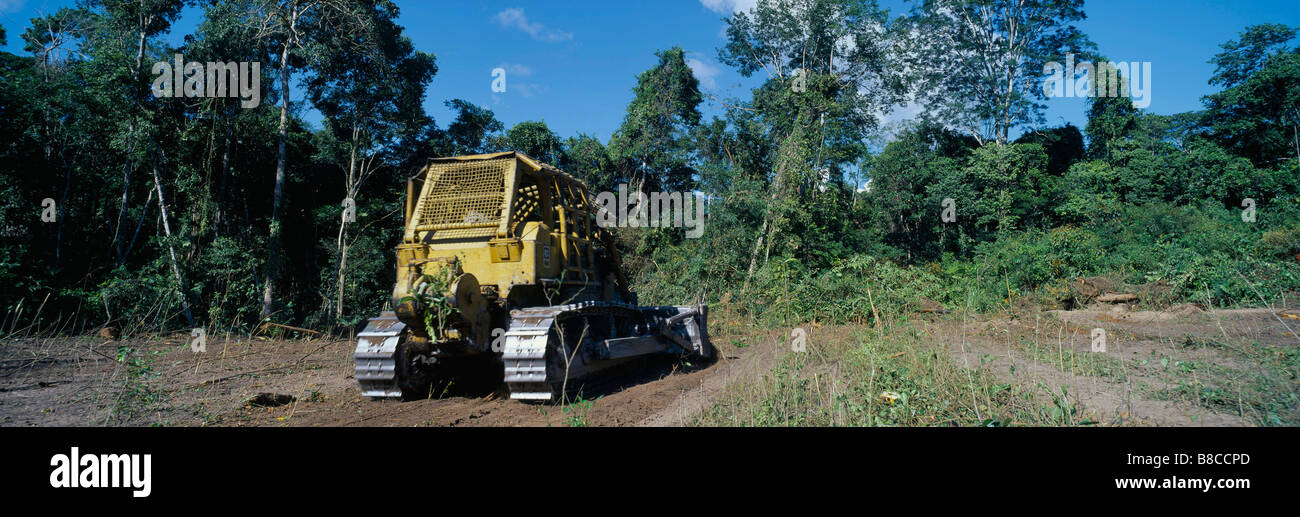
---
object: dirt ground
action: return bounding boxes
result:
[0,314,786,427]
[2,303,1296,427]
[942,303,1300,426]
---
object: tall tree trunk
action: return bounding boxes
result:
[152,152,195,327]
[216,110,233,238]
[335,129,359,321]
[261,42,292,318]
[1291,113,1299,163]
[124,188,154,263]
[742,121,806,289]
[112,18,151,263]
[56,155,74,266]
[112,158,134,261]
[335,228,348,319]
[742,218,768,292]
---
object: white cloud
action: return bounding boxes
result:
[509,64,532,77]
[685,54,722,90]
[514,82,547,98]
[700,0,757,14]
[497,63,533,77]
[492,8,573,43]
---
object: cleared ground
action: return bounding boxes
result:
[1,303,1296,427]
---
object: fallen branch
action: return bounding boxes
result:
[1096,293,1138,303]
[257,321,323,336]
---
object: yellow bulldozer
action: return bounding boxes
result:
[353,151,712,401]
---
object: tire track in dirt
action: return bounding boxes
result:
[638,327,785,426]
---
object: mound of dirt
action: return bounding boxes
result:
[1068,277,1178,310]
[1069,276,1117,305]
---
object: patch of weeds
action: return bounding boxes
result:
[562,396,598,427]
[110,345,164,423]
[1020,340,1128,381]
[1181,335,1224,349]
[1036,383,1078,425]
[1151,354,1300,426]
[695,326,1085,427]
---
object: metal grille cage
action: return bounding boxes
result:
[416,157,509,238]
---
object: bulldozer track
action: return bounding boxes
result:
[503,301,710,401]
[355,301,710,402]
[503,301,633,401]
[353,313,406,398]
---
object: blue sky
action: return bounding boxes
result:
[3,0,1299,145]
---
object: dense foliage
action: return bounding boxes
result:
[1,0,1298,338]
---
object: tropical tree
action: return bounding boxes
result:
[717,0,897,281]
[505,120,565,165]
[247,0,370,318]
[1203,24,1300,166]
[443,98,504,155]
[305,0,437,321]
[608,46,703,193]
[1084,61,1141,161]
[899,0,1091,145]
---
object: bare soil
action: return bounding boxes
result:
[2,303,1295,427]
[942,303,1300,426]
[0,314,780,427]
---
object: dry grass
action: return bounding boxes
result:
[692,302,1300,427]
[691,317,1088,427]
